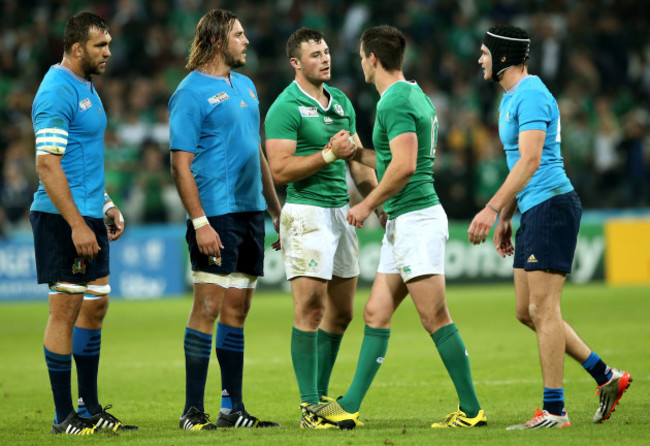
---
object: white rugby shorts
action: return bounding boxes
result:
[280,203,359,280]
[377,204,448,282]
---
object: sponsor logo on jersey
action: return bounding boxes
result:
[299,106,319,118]
[248,89,256,100]
[79,98,92,110]
[240,100,248,107]
[72,258,86,274]
[208,92,230,105]
[324,117,333,124]
[334,104,344,116]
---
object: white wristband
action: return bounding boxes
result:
[103,201,116,217]
[192,215,209,230]
[322,149,337,164]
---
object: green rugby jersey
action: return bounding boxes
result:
[265,81,356,207]
[373,81,440,218]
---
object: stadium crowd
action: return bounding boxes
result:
[1,0,649,237]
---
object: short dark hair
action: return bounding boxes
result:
[360,25,405,72]
[186,9,237,71]
[63,12,109,54]
[286,28,325,59]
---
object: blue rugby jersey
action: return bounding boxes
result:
[498,75,573,213]
[169,70,265,217]
[31,65,107,218]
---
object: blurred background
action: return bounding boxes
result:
[0,0,649,298]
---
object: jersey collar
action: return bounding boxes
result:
[54,64,94,93]
[505,74,534,95]
[292,80,332,111]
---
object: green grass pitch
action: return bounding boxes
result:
[0,283,648,445]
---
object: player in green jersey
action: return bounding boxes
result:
[264,28,384,428]
[306,25,486,430]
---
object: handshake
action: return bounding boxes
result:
[322,130,357,164]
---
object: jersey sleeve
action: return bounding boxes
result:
[379,95,416,142]
[518,89,552,132]
[264,99,300,140]
[169,87,203,153]
[32,84,76,156]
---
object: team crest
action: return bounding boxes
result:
[79,98,92,110]
[208,255,222,266]
[72,258,86,275]
[248,89,256,100]
[334,104,344,116]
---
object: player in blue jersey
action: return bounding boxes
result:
[468,25,632,429]
[30,12,136,435]
[169,9,282,431]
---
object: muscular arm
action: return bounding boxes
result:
[347,132,417,227]
[36,153,99,259]
[350,143,377,170]
[170,150,223,256]
[347,133,378,197]
[266,130,355,186]
[170,150,205,220]
[259,145,282,250]
[347,133,386,224]
[259,145,282,219]
[486,130,544,211]
[468,129,544,245]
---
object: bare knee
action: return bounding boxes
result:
[191,295,221,325]
[221,299,251,327]
[419,305,451,334]
[515,307,536,330]
[363,302,391,328]
[297,302,325,331]
[325,305,353,332]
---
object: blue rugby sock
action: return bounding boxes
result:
[581,351,612,386]
[72,327,101,416]
[543,387,565,416]
[216,322,245,413]
[183,327,212,415]
[44,347,73,424]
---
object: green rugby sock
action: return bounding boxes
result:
[291,327,319,404]
[317,329,343,398]
[339,325,390,413]
[432,323,481,418]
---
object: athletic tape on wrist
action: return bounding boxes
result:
[192,215,210,230]
[322,149,337,164]
[103,200,116,216]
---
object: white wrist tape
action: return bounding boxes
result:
[103,200,116,216]
[322,149,337,164]
[192,215,210,230]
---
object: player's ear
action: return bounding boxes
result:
[370,52,378,67]
[71,41,83,57]
[290,57,301,70]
